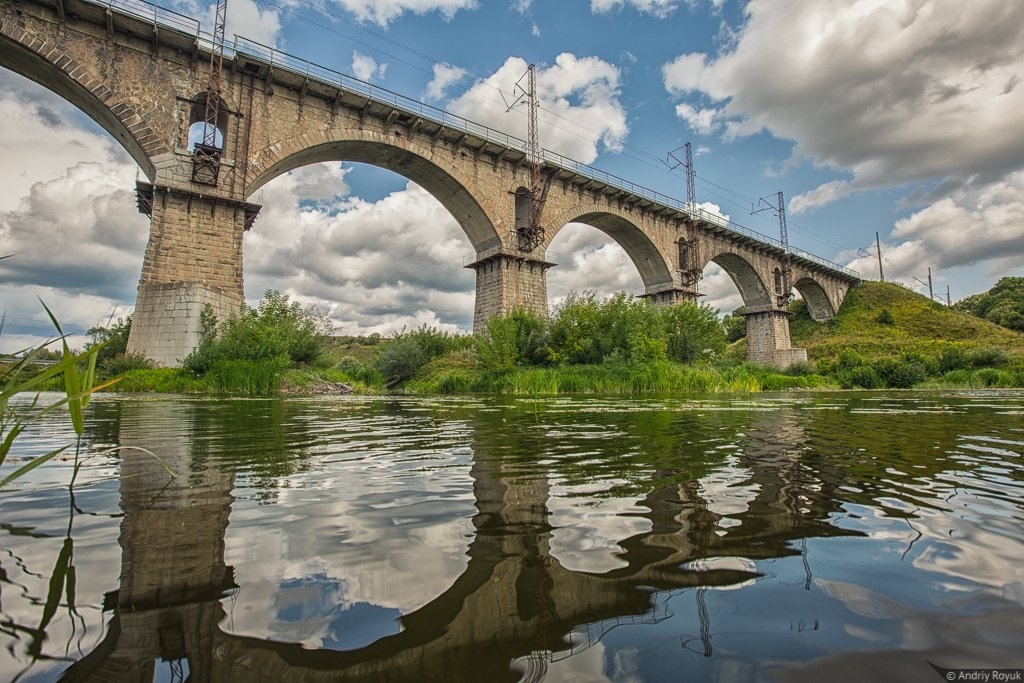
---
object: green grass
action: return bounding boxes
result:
[791,282,1024,364]
[84,281,1024,396]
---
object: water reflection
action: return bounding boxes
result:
[1,392,1022,682]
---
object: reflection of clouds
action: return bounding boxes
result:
[222,447,476,646]
[909,506,1024,603]
[547,478,652,573]
[697,456,759,534]
[511,641,643,683]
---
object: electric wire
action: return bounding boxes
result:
[258,0,861,259]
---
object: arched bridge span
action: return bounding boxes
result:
[0,0,860,366]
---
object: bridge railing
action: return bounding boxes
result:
[100,0,200,37]
[80,0,859,280]
[230,37,528,154]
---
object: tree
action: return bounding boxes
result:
[954,277,1024,332]
[661,302,726,363]
[722,306,747,342]
[85,315,132,368]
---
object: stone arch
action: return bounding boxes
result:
[705,251,773,309]
[794,276,837,320]
[0,25,170,177]
[545,204,675,293]
[245,134,501,253]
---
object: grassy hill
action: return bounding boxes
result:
[786,281,1024,387]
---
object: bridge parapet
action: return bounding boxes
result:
[2,0,862,368]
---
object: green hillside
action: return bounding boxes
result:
[786,281,1024,388]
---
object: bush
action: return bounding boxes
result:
[875,309,895,325]
[335,356,383,385]
[85,315,136,372]
[722,307,747,342]
[841,365,883,389]
[101,352,156,378]
[375,337,429,384]
[183,291,333,375]
[937,345,970,372]
[475,309,548,374]
[661,302,726,363]
[966,346,1009,368]
[874,358,927,388]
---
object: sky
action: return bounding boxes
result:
[2,0,1023,350]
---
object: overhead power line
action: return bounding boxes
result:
[253,0,863,260]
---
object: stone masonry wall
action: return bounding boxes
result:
[126,192,247,366]
[745,310,807,367]
[471,256,550,333]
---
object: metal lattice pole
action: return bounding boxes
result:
[203,0,227,148]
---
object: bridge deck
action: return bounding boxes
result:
[23,0,859,282]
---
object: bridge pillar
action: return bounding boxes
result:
[126,186,259,366]
[466,253,555,333]
[744,308,807,368]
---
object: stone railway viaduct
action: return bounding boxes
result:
[0,0,861,367]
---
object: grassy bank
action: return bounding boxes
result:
[16,283,1024,397]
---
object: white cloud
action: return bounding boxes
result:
[662,0,1024,205]
[0,88,127,214]
[891,171,1024,270]
[447,53,628,164]
[673,102,720,136]
[790,180,853,214]
[225,0,282,46]
[423,62,467,102]
[245,172,477,335]
[329,0,478,26]
[591,0,678,18]
[351,51,388,82]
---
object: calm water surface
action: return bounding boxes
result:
[1,391,1023,682]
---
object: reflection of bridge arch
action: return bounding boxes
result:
[59,397,861,682]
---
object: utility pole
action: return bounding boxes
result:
[928,267,934,301]
[666,143,701,290]
[192,0,228,186]
[684,142,696,211]
[505,64,547,252]
[875,232,885,282]
[946,285,951,306]
[754,191,792,306]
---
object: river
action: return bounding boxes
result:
[1,391,1022,682]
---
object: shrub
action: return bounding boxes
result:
[475,309,548,373]
[85,315,136,372]
[783,360,817,377]
[842,366,883,389]
[937,345,970,372]
[101,352,156,378]
[875,309,895,325]
[966,347,1009,368]
[661,302,726,363]
[874,358,927,388]
[375,337,428,384]
[183,291,333,375]
[335,356,383,385]
[722,307,747,342]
